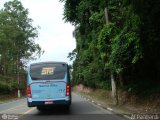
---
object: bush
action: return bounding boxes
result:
[0,82,11,94]
[95,81,111,90]
[0,74,26,95]
[0,76,18,94]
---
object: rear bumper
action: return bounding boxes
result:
[27,99,71,107]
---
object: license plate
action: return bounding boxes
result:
[45,101,53,104]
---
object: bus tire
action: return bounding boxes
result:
[37,106,45,112]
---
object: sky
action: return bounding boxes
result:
[0,0,76,65]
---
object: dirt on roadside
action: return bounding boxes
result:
[0,91,25,104]
[73,84,160,115]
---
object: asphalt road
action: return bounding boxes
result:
[0,93,129,120]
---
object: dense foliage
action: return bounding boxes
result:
[0,0,42,94]
[62,0,160,96]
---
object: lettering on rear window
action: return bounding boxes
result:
[41,67,55,75]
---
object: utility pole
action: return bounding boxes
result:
[104,7,118,105]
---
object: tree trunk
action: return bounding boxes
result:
[105,7,118,105]
[16,53,20,98]
[111,71,118,105]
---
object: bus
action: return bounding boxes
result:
[26,62,71,110]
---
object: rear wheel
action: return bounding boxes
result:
[37,106,45,112]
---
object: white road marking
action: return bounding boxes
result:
[107,107,113,111]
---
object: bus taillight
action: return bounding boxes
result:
[66,84,70,96]
[27,85,32,98]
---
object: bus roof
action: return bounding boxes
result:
[30,61,68,66]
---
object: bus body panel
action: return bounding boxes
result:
[27,62,71,107]
[31,81,66,100]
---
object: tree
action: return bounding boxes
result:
[0,0,42,75]
[61,0,160,98]
[0,0,43,97]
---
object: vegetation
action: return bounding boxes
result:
[61,0,160,97]
[0,0,42,95]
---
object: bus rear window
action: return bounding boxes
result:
[30,63,66,80]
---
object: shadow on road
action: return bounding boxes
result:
[37,106,71,115]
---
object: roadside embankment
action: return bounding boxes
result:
[73,84,160,115]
